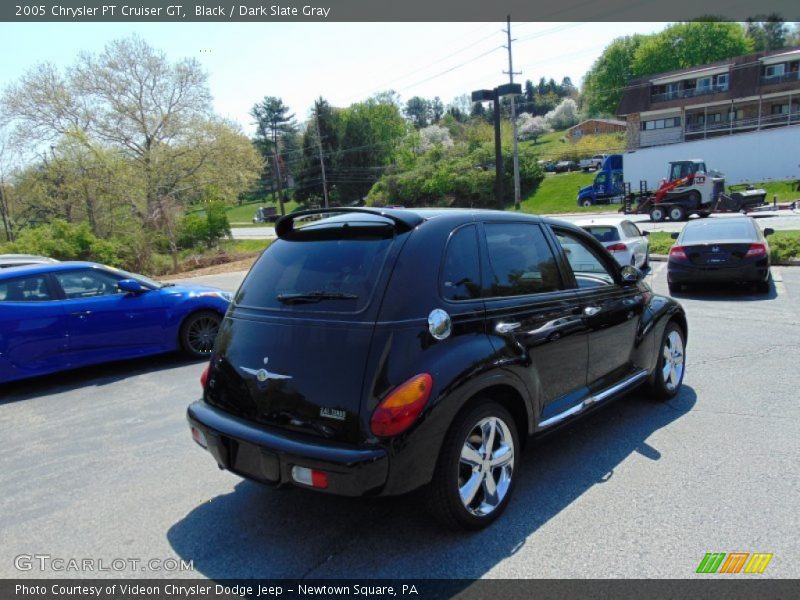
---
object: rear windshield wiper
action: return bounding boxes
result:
[276,290,359,304]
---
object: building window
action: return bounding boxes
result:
[708,113,722,124]
[771,104,789,115]
[641,117,681,131]
[697,77,712,91]
[765,64,786,78]
[716,73,729,89]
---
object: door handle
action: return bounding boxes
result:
[495,321,521,334]
[70,310,92,317]
[583,306,601,317]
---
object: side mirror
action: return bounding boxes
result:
[118,279,147,294]
[764,227,774,237]
[620,265,643,285]
[670,232,680,240]
[642,230,650,237]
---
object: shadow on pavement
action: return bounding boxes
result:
[0,353,204,406]
[167,386,696,580]
[670,279,777,302]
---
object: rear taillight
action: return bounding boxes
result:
[606,243,627,252]
[370,373,433,437]
[745,243,767,258]
[669,245,688,261]
[200,365,210,389]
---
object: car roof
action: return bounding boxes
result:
[0,261,105,279]
[571,218,630,228]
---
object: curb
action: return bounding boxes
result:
[650,254,800,266]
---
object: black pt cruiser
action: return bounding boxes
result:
[188,208,687,529]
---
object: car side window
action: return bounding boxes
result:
[55,270,122,299]
[622,222,640,238]
[0,275,54,302]
[483,223,562,298]
[441,225,481,301]
[555,230,616,289]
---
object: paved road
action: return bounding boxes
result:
[231,226,275,240]
[2,267,799,580]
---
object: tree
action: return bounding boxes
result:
[295,97,342,204]
[418,125,453,152]
[1,36,261,271]
[404,96,431,129]
[431,97,445,123]
[251,96,297,214]
[581,35,646,117]
[516,114,551,144]
[544,98,579,130]
[631,22,752,79]
[746,15,789,51]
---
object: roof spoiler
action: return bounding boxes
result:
[275,207,424,240]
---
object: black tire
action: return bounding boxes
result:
[687,191,701,208]
[180,310,222,358]
[650,206,666,222]
[424,400,520,531]
[756,279,771,294]
[645,321,686,401]
[581,199,593,208]
[642,250,650,270]
[667,281,681,295]
[669,205,687,222]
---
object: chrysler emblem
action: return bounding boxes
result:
[711,246,720,253]
[240,357,292,381]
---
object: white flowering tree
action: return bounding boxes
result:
[418,124,454,152]
[516,113,551,144]
[544,98,580,130]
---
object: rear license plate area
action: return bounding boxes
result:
[231,440,281,483]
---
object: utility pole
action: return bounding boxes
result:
[314,106,330,209]
[272,148,286,216]
[503,14,522,210]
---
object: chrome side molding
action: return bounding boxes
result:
[538,369,649,429]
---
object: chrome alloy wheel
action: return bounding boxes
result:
[458,416,515,517]
[662,329,685,391]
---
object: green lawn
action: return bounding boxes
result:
[189,198,301,223]
[521,130,568,161]
[519,171,611,215]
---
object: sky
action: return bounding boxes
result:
[0,22,665,133]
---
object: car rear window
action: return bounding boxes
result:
[234,237,392,312]
[582,226,620,243]
[681,220,756,244]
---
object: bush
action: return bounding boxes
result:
[1,219,121,266]
[768,231,800,263]
[178,200,231,249]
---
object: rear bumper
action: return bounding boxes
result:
[187,400,388,497]
[667,260,769,284]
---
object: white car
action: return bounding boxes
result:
[573,218,650,269]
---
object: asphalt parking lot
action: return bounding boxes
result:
[1,265,799,580]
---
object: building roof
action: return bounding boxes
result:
[567,118,626,132]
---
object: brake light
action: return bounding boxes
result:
[606,243,627,252]
[200,365,210,388]
[745,243,767,258]
[669,245,688,261]
[370,373,433,437]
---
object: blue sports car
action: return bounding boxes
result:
[0,261,231,384]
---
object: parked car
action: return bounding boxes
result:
[554,160,579,173]
[579,154,608,171]
[0,262,231,384]
[0,254,58,268]
[667,216,773,294]
[253,206,279,223]
[573,218,650,269]
[187,207,687,530]
[538,160,556,173]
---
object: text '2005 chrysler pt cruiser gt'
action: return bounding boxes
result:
[188,208,687,529]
